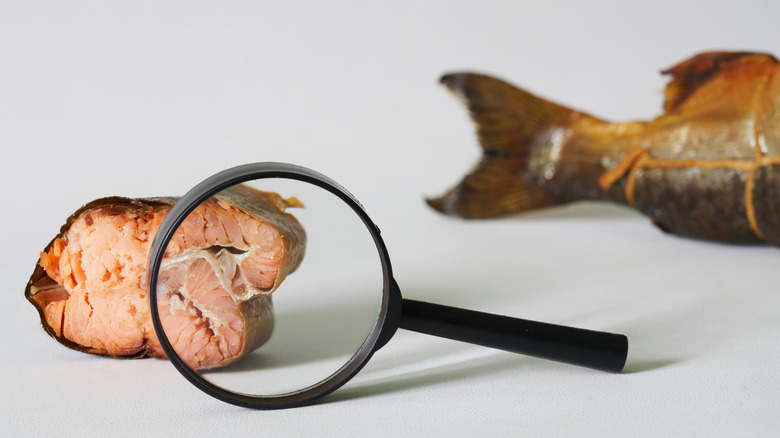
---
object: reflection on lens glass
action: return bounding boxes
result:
[155,177,384,396]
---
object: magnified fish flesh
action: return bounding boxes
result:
[429,51,780,247]
[25,185,305,370]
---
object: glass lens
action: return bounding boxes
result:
[153,176,385,398]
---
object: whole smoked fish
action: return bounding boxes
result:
[26,185,306,370]
[429,51,780,247]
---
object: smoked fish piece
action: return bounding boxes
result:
[25,185,306,370]
[429,51,780,247]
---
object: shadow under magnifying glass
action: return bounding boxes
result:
[326,349,675,404]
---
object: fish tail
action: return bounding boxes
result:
[428,73,578,218]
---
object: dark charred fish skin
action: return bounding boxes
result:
[429,51,780,247]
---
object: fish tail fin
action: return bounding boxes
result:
[428,73,576,218]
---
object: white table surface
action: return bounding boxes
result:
[2,1,779,436]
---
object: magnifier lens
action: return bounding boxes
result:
[153,175,385,399]
[151,163,628,409]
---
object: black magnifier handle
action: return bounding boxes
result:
[399,299,628,373]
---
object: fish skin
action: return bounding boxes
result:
[429,51,780,247]
[25,186,305,369]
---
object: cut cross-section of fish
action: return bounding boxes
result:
[25,185,305,369]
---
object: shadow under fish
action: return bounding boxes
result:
[429,51,780,247]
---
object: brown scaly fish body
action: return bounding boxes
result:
[429,51,780,247]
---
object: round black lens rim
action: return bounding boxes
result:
[148,162,394,409]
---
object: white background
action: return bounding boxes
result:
[2,1,779,436]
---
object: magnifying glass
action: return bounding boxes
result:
[148,162,628,409]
